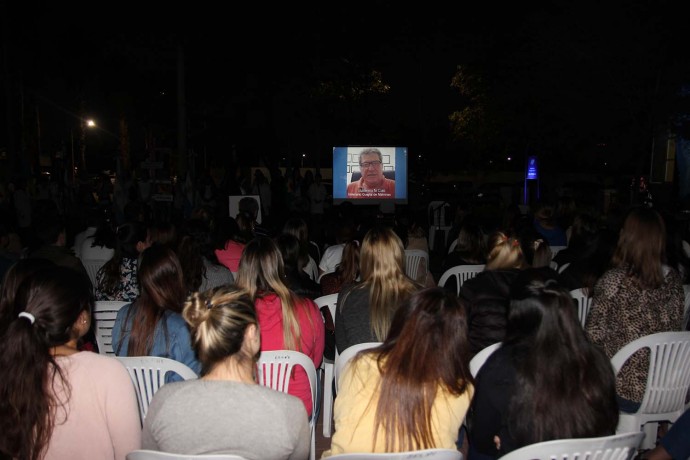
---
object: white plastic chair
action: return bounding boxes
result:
[447,239,458,254]
[82,258,108,288]
[93,300,129,355]
[611,331,690,449]
[428,201,451,253]
[255,350,318,460]
[335,342,382,392]
[569,288,592,328]
[550,245,567,259]
[497,431,644,460]
[314,293,339,437]
[328,449,463,460]
[404,249,429,282]
[558,262,570,274]
[438,264,485,294]
[116,356,198,425]
[470,342,502,378]
[127,451,248,460]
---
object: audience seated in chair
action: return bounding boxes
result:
[0,266,141,459]
[468,269,618,459]
[96,222,148,302]
[335,226,422,354]
[235,237,325,417]
[141,286,310,459]
[320,239,360,296]
[112,244,201,381]
[324,287,474,456]
[585,207,684,413]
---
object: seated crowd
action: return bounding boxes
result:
[0,196,689,460]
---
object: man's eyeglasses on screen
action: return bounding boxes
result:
[360,161,382,168]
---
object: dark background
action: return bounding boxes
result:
[2,0,689,180]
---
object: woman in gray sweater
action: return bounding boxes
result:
[142,285,310,460]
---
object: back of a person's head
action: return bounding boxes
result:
[32,200,63,246]
[518,227,551,268]
[360,226,405,281]
[146,221,178,248]
[456,221,486,261]
[236,237,286,298]
[0,265,93,460]
[569,213,600,249]
[505,268,618,446]
[138,244,186,313]
[183,286,257,376]
[283,218,309,244]
[275,233,301,271]
[238,197,259,219]
[335,239,360,282]
[613,206,666,288]
[362,287,473,452]
[115,222,147,259]
[0,259,55,332]
[485,231,525,270]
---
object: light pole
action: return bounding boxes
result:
[72,118,96,180]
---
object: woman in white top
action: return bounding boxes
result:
[0,266,140,460]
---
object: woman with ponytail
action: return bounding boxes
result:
[142,286,309,459]
[0,266,140,460]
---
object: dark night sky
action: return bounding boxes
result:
[1,1,688,177]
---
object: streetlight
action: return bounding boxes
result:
[70,118,97,182]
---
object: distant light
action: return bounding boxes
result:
[160,91,166,96]
[418,155,422,159]
[302,153,306,158]
[507,157,512,161]
[86,119,96,128]
[489,160,493,164]
[604,162,608,166]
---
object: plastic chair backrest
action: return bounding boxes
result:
[82,258,108,287]
[328,448,463,460]
[497,431,644,460]
[404,249,429,281]
[127,449,247,460]
[127,451,248,460]
[569,288,592,328]
[558,262,571,274]
[255,350,318,460]
[116,356,198,424]
[550,245,567,259]
[335,342,382,392]
[438,264,485,294]
[470,342,501,378]
[93,300,129,355]
[314,293,339,438]
[611,331,690,415]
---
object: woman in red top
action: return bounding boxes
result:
[236,237,325,417]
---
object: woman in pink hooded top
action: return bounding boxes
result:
[235,237,325,417]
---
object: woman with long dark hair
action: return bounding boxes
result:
[95,222,147,301]
[586,207,684,412]
[325,288,474,455]
[112,244,201,378]
[141,286,310,458]
[468,269,618,459]
[235,237,325,417]
[0,266,140,460]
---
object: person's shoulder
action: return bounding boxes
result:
[164,311,188,329]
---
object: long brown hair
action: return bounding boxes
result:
[236,237,312,351]
[0,267,93,460]
[358,227,419,341]
[355,288,473,451]
[124,244,187,356]
[612,207,667,289]
[99,222,146,295]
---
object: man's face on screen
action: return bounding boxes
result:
[359,152,385,188]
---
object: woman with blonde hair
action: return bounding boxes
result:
[458,231,528,355]
[325,288,474,456]
[335,226,421,354]
[586,206,684,413]
[235,237,325,417]
[142,286,310,459]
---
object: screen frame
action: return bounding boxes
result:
[332,146,408,205]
